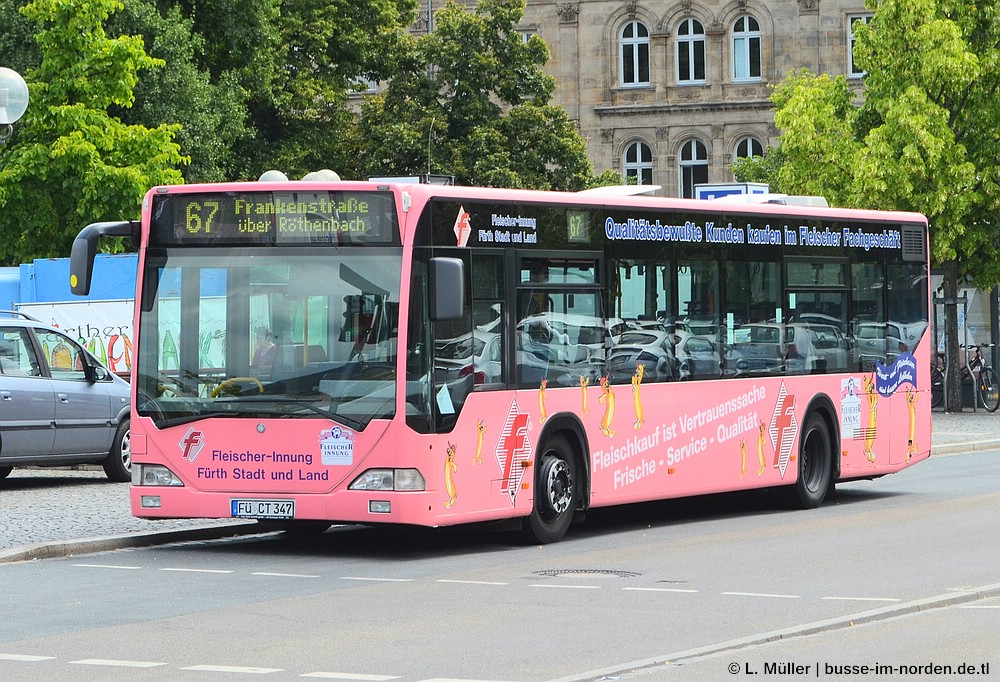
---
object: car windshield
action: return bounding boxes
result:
[135,247,402,429]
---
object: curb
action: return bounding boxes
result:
[930,439,1000,456]
[0,521,264,565]
[546,580,1000,682]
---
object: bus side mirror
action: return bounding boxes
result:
[69,221,138,295]
[429,257,464,321]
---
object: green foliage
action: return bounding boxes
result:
[108,2,252,183]
[731,147,784,187]
[0,0,618,266]
[768,0,1000,287]
[254,0,418,180]
[355,0,604,189]
[0,0,184,265]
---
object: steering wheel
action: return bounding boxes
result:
[211,377,264,398]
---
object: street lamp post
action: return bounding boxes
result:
[0,67,29,145]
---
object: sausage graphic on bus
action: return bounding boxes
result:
[474,419,486,465]
[445,442,458,509]
[863,374,878,462]
[599,374,616,438]
[905,386,917,461]
[632,363,645,430]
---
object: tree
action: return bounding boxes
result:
[752,0,1000,411]
[0,0,185,264]
[108,2,254,183]
[355,0,606,190]
[246,0,419,180]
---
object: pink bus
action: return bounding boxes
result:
[70,178,931,543]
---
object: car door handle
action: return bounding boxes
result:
[58,393,70,403]
[1,391,10,401]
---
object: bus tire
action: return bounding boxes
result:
[522,434,579,544]
[102,417,131,483]
[786,412,832,509]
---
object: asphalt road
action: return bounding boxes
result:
[1,440,999,681]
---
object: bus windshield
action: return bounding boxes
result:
[135,247,401,429]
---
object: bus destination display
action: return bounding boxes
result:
[151,190,398,245]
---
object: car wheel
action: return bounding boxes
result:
[103,417,131,482]
[0,465,12,480]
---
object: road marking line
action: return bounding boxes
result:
[623,587,698,593]
[182,664,282,673]
[436,579,508,586]
[159,568,234,574]
[959,604,1000,609]
[70,659,166,668]
[530,584,600,590]
[822,596,902,602]
[722,591,801,599]
[252,572,320,578]
[339,577,414,582]
[300,674,401,680]
[0,654,57,661]
[72,564,141,570]
[418,678,518,682]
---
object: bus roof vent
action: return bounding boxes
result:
[259,170,289,182]
[900,224,926,262]
[302,169,341,182]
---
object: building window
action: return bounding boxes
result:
[735,137,764,159]
[679,139,708,198]
[676,19,706,84]
[620,21,650,87]
[623,141,654,185]
[349,78,378,95]
[732,15,761,81]
[848,15,873,77]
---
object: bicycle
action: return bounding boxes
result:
[961,343,999,413]
[931,344,999,412]
[931,352,945,409]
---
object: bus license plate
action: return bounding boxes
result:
[231,499,295,519]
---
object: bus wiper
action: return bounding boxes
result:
[156,412,233,429]
[215,396,366,430]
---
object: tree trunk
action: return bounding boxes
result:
[942,259,964,412]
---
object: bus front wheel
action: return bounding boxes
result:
[786,413,832,509]
[522,435,578,544]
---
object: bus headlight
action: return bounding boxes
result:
[349,468,426,491]
[133,464,184,487]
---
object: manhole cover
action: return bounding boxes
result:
[533,569,639,579]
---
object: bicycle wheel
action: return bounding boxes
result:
[930,367,944,409]
[977,366,1000,413]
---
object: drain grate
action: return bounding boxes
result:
[533,569,639,579]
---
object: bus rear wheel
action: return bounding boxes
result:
[786,413,832,509]
[522,435,578,544]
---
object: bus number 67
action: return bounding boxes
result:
[185,200,220,234]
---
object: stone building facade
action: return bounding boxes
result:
[508,0,872,196]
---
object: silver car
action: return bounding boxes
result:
[0,311,130,482]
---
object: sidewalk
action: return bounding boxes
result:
[1,410,997,564]
[927,408,1000,454]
